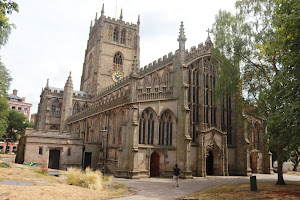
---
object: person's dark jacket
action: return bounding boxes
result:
[173,167,181,176]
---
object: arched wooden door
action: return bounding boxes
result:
[206,150,214,175]
[150,152,160,177]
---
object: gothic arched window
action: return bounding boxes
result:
[188,65,199,142]
[113,52,123,70]
[72,102,80,115]
[113,27,119,42]
[108,26,113,40]
[83,102,88,110]
[127,31,132,46]
[159,111,173,146]
[120,29,126,44]
[88,54,93,78]
[51,99,61,117]
[139,109,155,145]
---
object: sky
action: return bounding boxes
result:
[0,0,237,114]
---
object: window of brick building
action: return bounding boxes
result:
[24,108,28,114]
[18,107,22,111]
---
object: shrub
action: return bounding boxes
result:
[66,167,103,190]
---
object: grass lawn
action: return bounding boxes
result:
[0,162,130,200]
[178,181,300,200]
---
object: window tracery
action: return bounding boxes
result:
[127,31,132,46]
[51,99,61,117]
[188,65,199,142]
[120,29,126,44]
[113,27,119,42]
[139,108,155,145]
[72,102,80,115]
[159,111,173,145]
[113,52,123,71]
[83,102,88,110]
[108,26,113,40]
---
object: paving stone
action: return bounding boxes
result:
[17,180,34,186]
[0,180,34,186]
[35,180,51,184]
[0,180,17,185]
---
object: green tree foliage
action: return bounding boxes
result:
[4,109,30,144]
[0,0,18,47]
[0,96,8,138]
[263,0,300,183]
[212,0,299,184]
[0,0,18,140]
[0,59,12,97]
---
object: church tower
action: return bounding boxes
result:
[80,4,140,95]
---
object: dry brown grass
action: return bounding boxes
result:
[0,162,129,200]
[178,181,300,200]
[66,167,103,190]
[287,171,300,176]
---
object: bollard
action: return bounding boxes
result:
[250,176,257,191]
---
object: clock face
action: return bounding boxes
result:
[112,71,123,82]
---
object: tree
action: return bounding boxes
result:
[0,96,8,138]
[263,0,300,183]
[0,51,12,140]
[3,110,30,152]
[0,0,18,47]
[0,59,12,97]
[212,0,299,185]
[0,0,18,140]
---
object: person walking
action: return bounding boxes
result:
[173,164,180,187]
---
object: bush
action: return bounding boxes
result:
[66,167,103,190]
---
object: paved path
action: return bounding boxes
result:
[113,174,300,200]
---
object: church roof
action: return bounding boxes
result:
[48,86,88,96]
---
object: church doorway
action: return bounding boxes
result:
[48,149,60,169]
[206,150,214,175]
[84,152,92,169]
[150,152,160,177]
[250,152,257,173]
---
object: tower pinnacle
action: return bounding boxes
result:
[177,21,186,51]
[131,55,139,77]
[178,21,186,42]
[120,9,123,21]
[101,3,104,16]
[46,78,49,89]
[95,12,98,21]
[65,71,73,87]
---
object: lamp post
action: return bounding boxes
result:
[100,126,107,175]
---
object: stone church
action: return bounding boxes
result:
[22,5,273,178]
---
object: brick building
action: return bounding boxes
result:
[0,90,33,154]
[7,89,32,120]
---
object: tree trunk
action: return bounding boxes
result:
[276,154,286,185]
[293,150,299,171]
